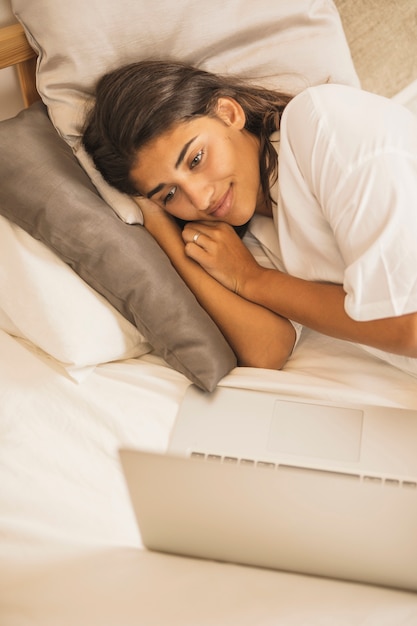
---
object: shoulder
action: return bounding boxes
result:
[285,83,395,116]
[280,84,417,171]
[283,83,417,139]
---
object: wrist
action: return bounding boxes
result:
[239,264,274,303]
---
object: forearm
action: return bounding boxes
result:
[174,255,296,369]
[143,211,296,368]
[242,267,417,357]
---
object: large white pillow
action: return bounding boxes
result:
[12,0,360,223]
[0,216,151,380]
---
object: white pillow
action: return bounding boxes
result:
[12,0,360,223]
[0,216,151,380]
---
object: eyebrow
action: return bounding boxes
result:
[146,183,164,199]
[175,136,197,168]
[146,136,198,199]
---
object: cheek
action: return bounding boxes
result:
[220,134,257,181]
[210,144,237,180]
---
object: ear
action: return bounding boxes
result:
[214,97,246,129]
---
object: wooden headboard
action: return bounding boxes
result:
[0,23,39,107]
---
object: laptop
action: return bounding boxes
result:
[119,385,417,591]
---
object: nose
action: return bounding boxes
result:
[182,176,214,213]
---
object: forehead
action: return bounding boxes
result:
[130,115,220,191]
[141,120,192,158]
[134,118,194,168]
[141,115,217,156]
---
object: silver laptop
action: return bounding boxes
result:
[119,385,417,591]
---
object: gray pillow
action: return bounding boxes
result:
[0,102,236,390]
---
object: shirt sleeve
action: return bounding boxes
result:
[279,84,417,321]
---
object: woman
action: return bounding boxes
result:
[83,60,417,375]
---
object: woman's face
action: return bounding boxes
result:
[130,97,265,226]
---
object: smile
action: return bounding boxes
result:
[208,186,233,219]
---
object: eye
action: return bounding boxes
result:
[190,149,204,169]
[163,186,177,205]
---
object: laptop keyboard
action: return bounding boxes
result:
[190,451,417,490]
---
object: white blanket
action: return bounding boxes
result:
[1,323,417,625]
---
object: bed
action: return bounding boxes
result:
[1,1,417,624]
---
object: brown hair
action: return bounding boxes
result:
[82,60,293,209]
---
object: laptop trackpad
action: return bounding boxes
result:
[267,400,363,462]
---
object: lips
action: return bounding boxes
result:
[209,186,233,219]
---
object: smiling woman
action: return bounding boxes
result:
[130,99,263,225]
[83,60,290,212]
[82,60,298,370]
[83,59,417,377]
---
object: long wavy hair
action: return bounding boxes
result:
[82,60,293,210]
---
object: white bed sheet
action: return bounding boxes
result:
[1,323,417,625]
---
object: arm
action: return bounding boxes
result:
[182,221,417,358]
[138,200,296,369]
[244,268,417,357]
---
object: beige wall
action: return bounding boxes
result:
[334,0,417,99]
[0,0,24,121]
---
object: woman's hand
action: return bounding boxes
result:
[136,197,187,254]
[137,197,179,232]
[137,200,417,361]
[182,221,262,294]
[133,199,296,369]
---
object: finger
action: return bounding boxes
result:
[192,231,202,245]
[182,221,214,239]
[182,227,208,247]
[184,239,211,265]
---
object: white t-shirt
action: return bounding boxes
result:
[277,83,417,321]
[251,83,417,376]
